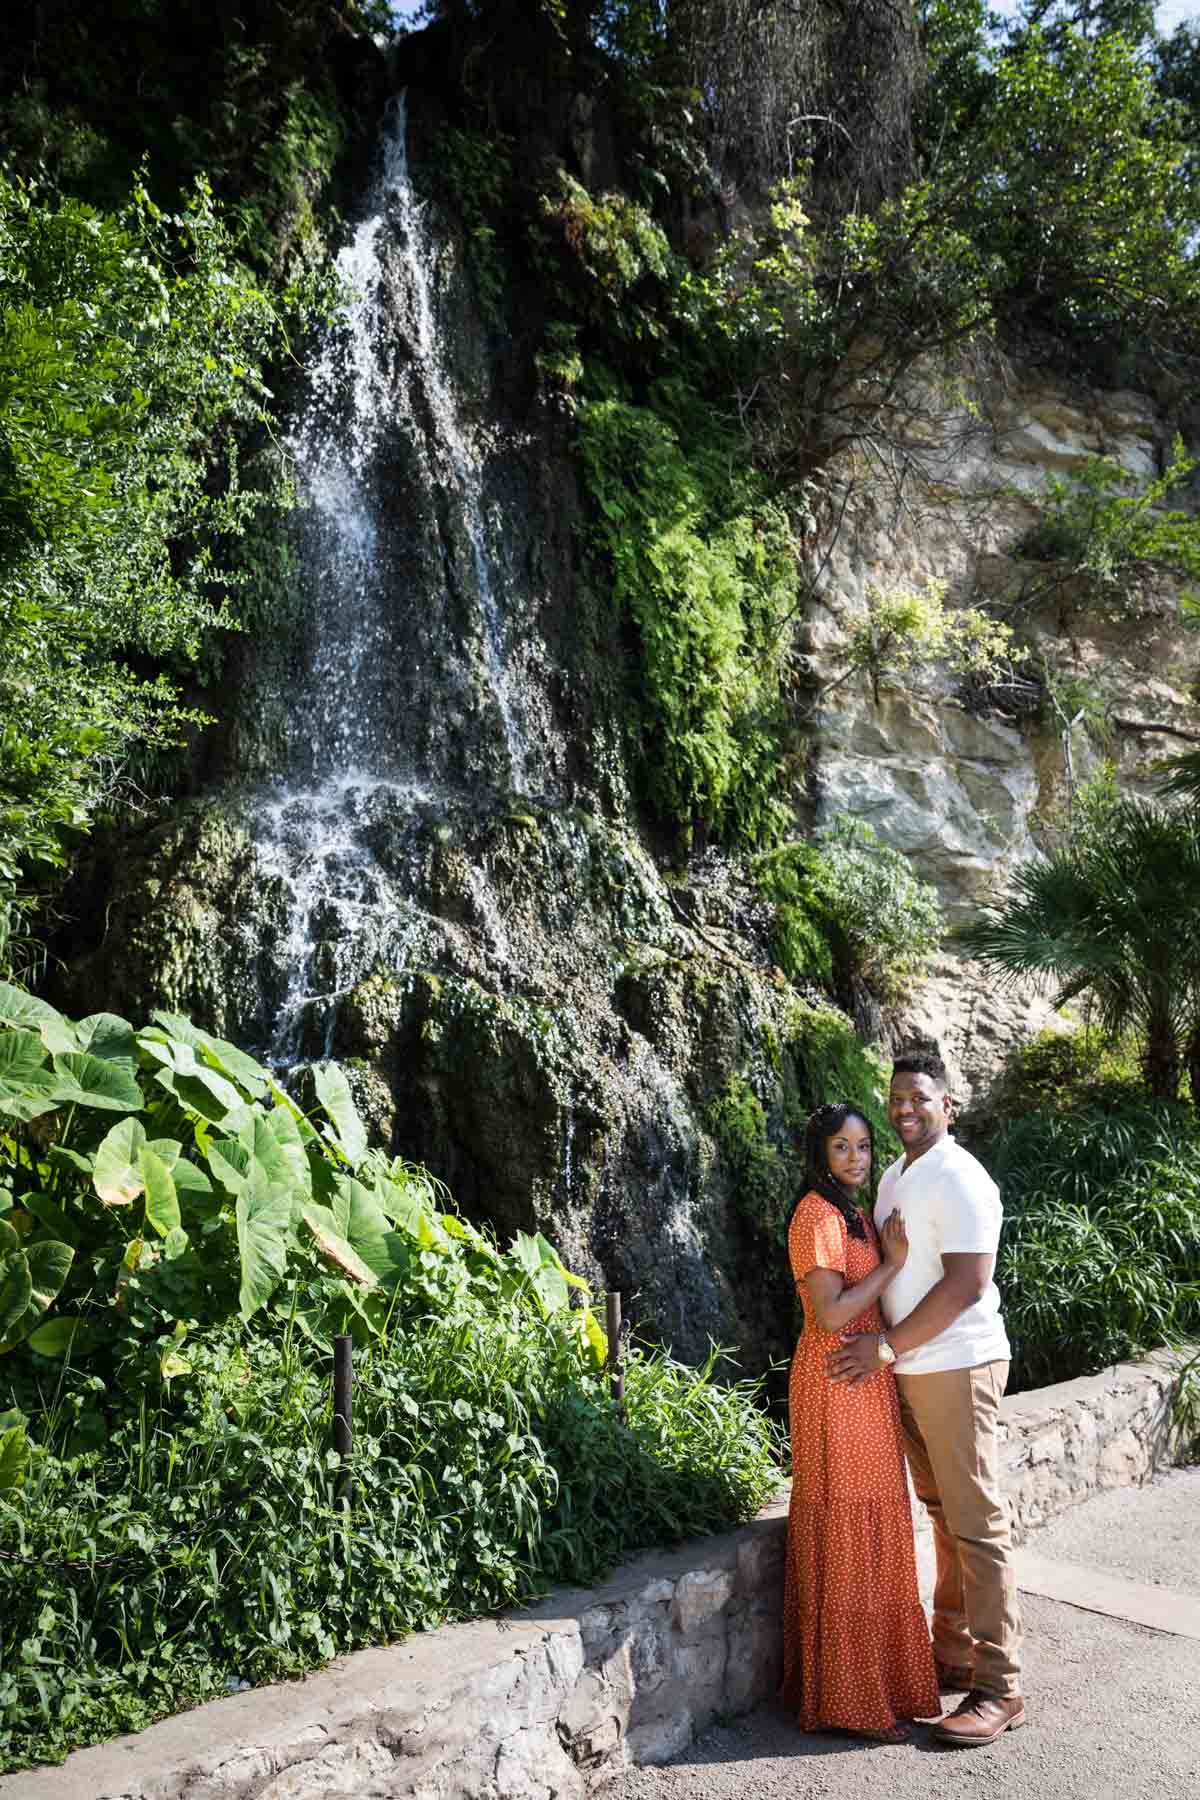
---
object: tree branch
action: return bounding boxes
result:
[1112,717,1200,744]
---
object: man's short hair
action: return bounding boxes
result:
[891,1050,949,1089]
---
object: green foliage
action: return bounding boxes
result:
[436,126,515,328]
[0,2,377,279]
[927,15,1200,361]
[230,78,349,277]
[540,171,674,338]
[1172,1344,1200,1463]
[0,984,610,1360]
[1015,438,1200,618]
[757,815,942,1006]
[0,988,783,1769]
[976,1101,1200,1389]
[0,1322,780,1771]
[707,1074,795,1242]
[980,1024,1144,1121]
[787,997,901,1169]
[1159,747,1200,805]
[837,578,1013,706]
[0,171,293,948]
[577,383,801,849]
[958,796,1200,1102]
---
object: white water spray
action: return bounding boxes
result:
[250,95,531,1060]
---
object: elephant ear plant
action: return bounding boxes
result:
[0,984,783,1775]
[0,981,608,1473]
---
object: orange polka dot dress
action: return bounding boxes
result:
[781,1192,939,1735]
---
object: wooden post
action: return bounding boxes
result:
[333,1333,354,1510]
[605,1291,625,1419]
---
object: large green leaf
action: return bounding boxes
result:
[207,1139,251,1195]
[264,1105,312,1201]
[301,1204,379,1287]
[28,1315,94,1357]
[0,1078,63,1123]
[26,1239,73,1313]
[51,1052,144,1112]
[241,1113,296,1196]
[0,1256,33,1344]
[267,1078,319,1143]
[330,1178,397,1282]
[149,1011,269,1098]
[153,1063,240,1124]
[510,1230,587,1317]
[0,983,75,1054]
[313,1063,367,1166]
[236,1172,290,1320]
[73,1012,138,1072]
[140,1146,181,1238]
[0,1424,29,1491]
[94,1117,148,1206]
[0,1028,52,1087]
[48,1144,94,1178]
[171,1157,212,1197]
[0,1240,72,1352]
[22,1192,79,1248]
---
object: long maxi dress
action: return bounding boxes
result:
[781,1190,940,1734]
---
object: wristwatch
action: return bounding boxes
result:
[877,1333,896,1366]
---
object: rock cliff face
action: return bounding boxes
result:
[810,377,1200,1103]
[60,81,1199,1368]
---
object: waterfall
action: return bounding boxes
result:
[248,94,533,1062]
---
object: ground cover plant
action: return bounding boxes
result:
[0,987,783,1772]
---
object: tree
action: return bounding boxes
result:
[916,6,1200,365]
[0,171,288,963]
[957,798,1200,1103]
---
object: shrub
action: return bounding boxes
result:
[0,1318,781,1771]
[839,579,1013,706]
[757,815,942,1005]
[1014,439,1200,620]
[0,168,294,956]
[0,987,784,1770]
[977,1101,1200,1390]
[972,1025,1144,1125]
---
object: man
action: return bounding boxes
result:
[826,1051,1025,1747]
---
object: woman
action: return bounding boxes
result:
[781,1101,939,1741]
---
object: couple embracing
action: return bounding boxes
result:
[781,1051,1026,1748]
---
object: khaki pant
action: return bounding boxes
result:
[895,1361,1023,1698]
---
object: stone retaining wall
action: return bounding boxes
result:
[999,1347,1183,1537]
[2,1350,1187,1800]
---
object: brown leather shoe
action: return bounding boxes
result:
[932,1690,1027,1746]
[934,1658,974,1693]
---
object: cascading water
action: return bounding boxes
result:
[248,94,536,1061]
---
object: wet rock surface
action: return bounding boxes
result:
[59,85,1200,1357]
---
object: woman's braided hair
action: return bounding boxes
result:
[791,1100,875,1241]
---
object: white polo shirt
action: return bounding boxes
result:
[874,1134,1010,1375]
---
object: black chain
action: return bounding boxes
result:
[0,1483,256,1573]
